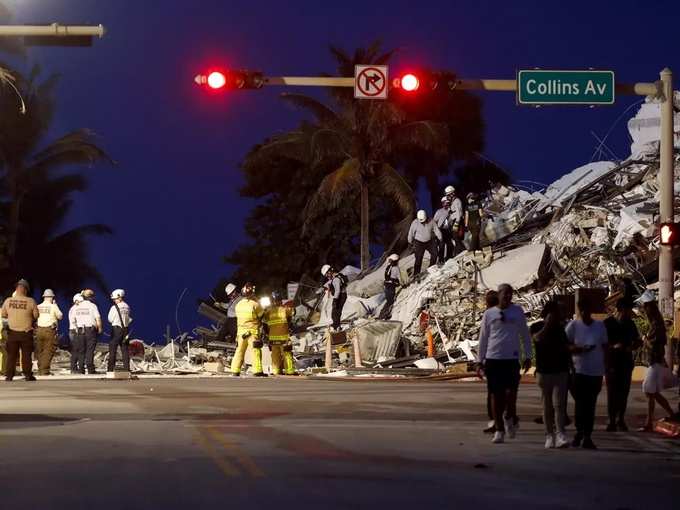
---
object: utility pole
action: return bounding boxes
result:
[658,68,675,366]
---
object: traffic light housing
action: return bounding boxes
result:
[194,69,265,90]
[659,222,680,246]
[392,71,458,94]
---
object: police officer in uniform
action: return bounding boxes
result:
[107,289,132,372]
[35,289,63,375]
[379,254,402,320]
[230,282,266,377]
[70,292,102,374]
[1,279,39,381]
[263,290,296,376]
[321,265,348,331]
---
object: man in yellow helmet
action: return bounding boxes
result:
[230,282,266,377]
[263,290,296,376]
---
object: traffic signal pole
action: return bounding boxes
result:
[0,24,105,38]
[659,68,675,367]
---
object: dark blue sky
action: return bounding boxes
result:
[6,0,679,340]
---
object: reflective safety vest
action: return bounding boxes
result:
[235,298,263,336]
[264,305,293,341]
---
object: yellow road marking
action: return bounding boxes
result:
[205,426,266,478]
[193,429,241,477]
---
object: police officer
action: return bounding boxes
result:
[433,197,454,262]
[465,192,484,252]
[379,254,401,320]
[230,282,266,377]
[70,291,102,374]
[445,186,465,255]
[1,279,39,381]
[263,290,296,376]
[35,289,63,375]
[107,289,132,372]
[407,210,442,277]
[321,265,348,331]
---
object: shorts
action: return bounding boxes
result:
[484,359,521,395]
[642,363,675,394]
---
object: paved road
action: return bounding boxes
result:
[0,377,677,509]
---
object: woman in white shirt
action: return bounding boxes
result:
[565,298,608,450]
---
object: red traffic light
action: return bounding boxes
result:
[194,69,265,91]
[400,74,420,92]
[207,71,227,89]
[660,222,680,246]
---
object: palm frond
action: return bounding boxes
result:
[302,158,362,231]
[392,121,450,157]
[29,129,114,173]
[373,163,415,215]
[280,93,340,125]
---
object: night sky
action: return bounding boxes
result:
[5,0,679,341]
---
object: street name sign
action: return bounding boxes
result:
[355,65,388,99]
[517,70,615,105]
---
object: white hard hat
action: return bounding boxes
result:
[42,289,55,298]
[388,254,399,262]
[444,185,455,195]
[225,283,237,296]
[417,210,427,222]
[636,290,657,305]
[73,293,84,304]
[321,264,332,277]
[110,289,125,300]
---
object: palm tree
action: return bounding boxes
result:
[257,43,449,270]
[0,65,113,293]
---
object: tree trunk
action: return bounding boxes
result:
[360,182,370,271]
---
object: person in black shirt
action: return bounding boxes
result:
[532,300,572,449]
[603,299,642,432]
[465,193,483,252]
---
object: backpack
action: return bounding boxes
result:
[335,273,349,291]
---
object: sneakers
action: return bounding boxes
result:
[544,434,556,449]
[504,416,518,439]
[24,375,37,382]
[483,420,496,434]
[492,431,505,444]
[230,372,241,377]
[253,372,268,377]
[555,432,570,449]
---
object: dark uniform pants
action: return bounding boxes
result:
[438,229,454,262]
[331,293,347,330]
[606,364,633,424]
[379,283,397,320]
[413,239,437,276]
[468,225,481,252]
[573,374,602,438]
[84,327,98,373]
[71,329,86,373]
[6,330,34,380]
[108,326,130,372]
[35,327,57,375]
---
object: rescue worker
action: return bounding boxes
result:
[107,289,132,372]
[433,197,454,262]
[263,290,296,375]
[224,283,242,340]
[231,282,266,377]
[407,210,442,278]
[465,192,483,252]
[1,279,39,381]
[322,265,348,331]
[68,294,84,373]
[379,254,401,320]
[35,289,63,375]
[445,185,465,255]
[71,291,102,374]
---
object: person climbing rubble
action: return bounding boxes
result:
[465,193,483,252]
[408,210,441,279]
[230,282,266,377]
[433,197,454,261]
[322,265,348,331]
[445,185,465,255]
[379,254,402,320]
[263,290,296,375]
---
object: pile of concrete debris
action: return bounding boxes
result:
[277,92,680,376]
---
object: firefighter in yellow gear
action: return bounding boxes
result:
[230,282,266,377]
[263,290,296,375]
